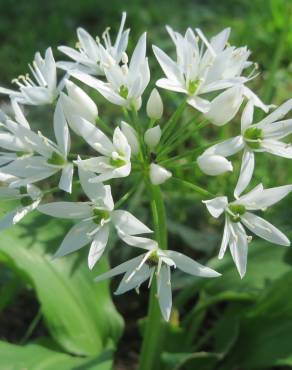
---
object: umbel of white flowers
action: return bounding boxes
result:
[0,12,291,321]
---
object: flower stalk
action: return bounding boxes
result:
[138,183,168,370]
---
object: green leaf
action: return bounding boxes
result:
[162,351,220,370]
[0,212,124,356]
[220,270,292,370]
[0,341,113,370]
[205,241,291,297]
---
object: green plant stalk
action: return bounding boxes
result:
[138,183,168,370]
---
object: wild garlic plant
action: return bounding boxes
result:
[0,12,291,370]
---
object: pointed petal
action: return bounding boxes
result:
[261,139,292,159]
[219,217,230,259]
[157,265,172,321]
[112,210,152,235]
[58,163,74,193]
[152,45,182,83]
[38,202,91,219]
[242,212,290,246]
[88,225,110,269]
[229,222,248,278]
[257,98,292,127]
[54,220,95,258]
[167,250,221,277]
[95,255,143,282]
[234,150,255,198]
[203,196,228,218]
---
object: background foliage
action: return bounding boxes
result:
[0,0,291,369]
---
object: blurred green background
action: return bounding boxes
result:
[0,0,292,369]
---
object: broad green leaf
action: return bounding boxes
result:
[0,341,112,370]
[0,212,124,356]
[220,270,292,370]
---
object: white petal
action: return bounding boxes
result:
[234,150,255,198]
[242,212,290,246]
[241,184,292,210]
[152,45,182,83]
[149,163,172,185]
[95,255,144,282]
[205,86,244,126]
[167,250,221,277]
[88,225,110,269]
[115,264,151,295]
[203,196,228,218]
[197,154,233,176]
[129,33,147,76]
[218,217,230,259]
[117,233,157,250]
[38,202,91,219]
[261,119,292,140]
[261,140,292,159]
[113,127,130,157]
[204,136,244,157]
[157,265,172,321]
[156,78,187,93]
[69,116,113,155]
[229,222,248,278]
[241,100,254,132]
[54,220,95,258]
[187,96,210,113]
[120,121,139,155]
[210,28,230,52]
[112,210,152,235]
[59,163,74,193]
[257,98,292,127]
[78,165,110,203]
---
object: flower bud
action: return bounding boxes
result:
[144,126,161,149]
[197,154,233,176]
[205,86,244,126]
[146,88,163,120]
[65,80,98,123]
[121,121,139,155]
[149,163,172,185]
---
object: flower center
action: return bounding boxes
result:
[47,152,66,166]
[146,251,159,267]
[92,208,110,225]
[228,203,246,222]
[188,79,200,95]
[244,127,263,150]
[119,85,129,99]
[110,151,126,167]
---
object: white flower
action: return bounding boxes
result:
[146,88,163,120]
[203,182,292,278]
[72,119,131,183]
[70,33,150,108]
[60,80,98,133]
[95,242,220,321]
[58,12,129,75]
[197,153,233,176]
[153,27,252,113]
[38,167,153,269]
[199,99,292,196]
[0,48,58,105]
[0,184,42,231]
[144,126,162,149]
[149,163,172,185]
[1,101,73,192]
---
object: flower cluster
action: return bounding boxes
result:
[0,13,291,320]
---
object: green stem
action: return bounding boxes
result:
[138,183,168,370]
[173,178,215,198]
